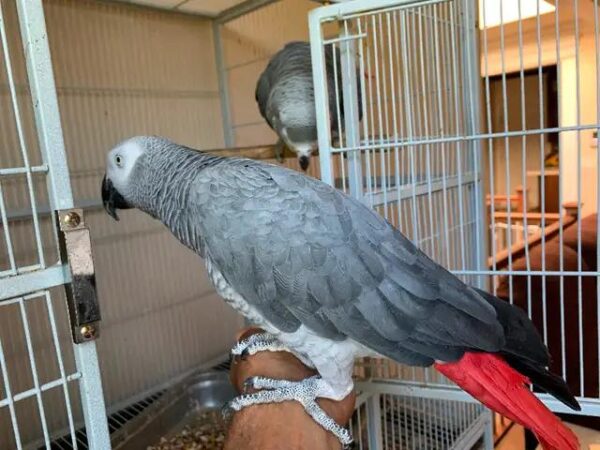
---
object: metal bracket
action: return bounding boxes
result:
[56,208,101,343]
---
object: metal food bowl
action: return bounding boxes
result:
[113,370,236,449]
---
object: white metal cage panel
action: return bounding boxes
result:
[310,0,484,393]
[0,0,110,448]
[0,290,81,449]
[479,0,600,418]
[311,0,483,279]
[41,0,243,414]
[310,0,600,428]
[479,0,600,417]
[349,391,489,450]
[377,395,487,450]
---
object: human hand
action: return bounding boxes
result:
[224,327,356,450]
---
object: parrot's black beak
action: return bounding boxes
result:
[299,155,309,171]
[101,175,130,221]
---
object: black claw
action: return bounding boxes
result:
[240,348,250,360]
[221,402,234,420]
[229,350,242,364]
[242,377,256,393]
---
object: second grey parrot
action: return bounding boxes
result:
[101,136,579,449]
[256,41,362,171]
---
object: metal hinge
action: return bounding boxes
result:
[56,208,102,344]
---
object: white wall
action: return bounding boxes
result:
[559,34,598,217]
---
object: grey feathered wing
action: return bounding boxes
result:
[255,69,271,126]
[191,160,504,367]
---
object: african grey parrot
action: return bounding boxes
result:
[102,136,579,449]
[255,41,362,171]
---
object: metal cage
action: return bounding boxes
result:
[309,0,600,447]
[2,0,600,448]
[0,0,110,448]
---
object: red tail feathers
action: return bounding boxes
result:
[434,353,579,450]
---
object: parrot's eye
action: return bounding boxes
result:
[115,155,123,167]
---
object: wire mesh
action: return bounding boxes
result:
[478,0,600,409]
[0,0,98,447]
[322,1,479,278]
[0,290,83,449]
[313,0,482,392]
[311,0,600,422]
[0,0,56,279]
[348,392,487,450]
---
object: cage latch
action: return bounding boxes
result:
[57,208,101,344]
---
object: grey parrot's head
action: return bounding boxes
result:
[101,137,147,220]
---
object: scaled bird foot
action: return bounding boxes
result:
[225,375,353,447]
[230,332,289,360]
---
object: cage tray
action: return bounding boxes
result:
[115,371,236,450]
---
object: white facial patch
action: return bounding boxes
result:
[106,137,145,194]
